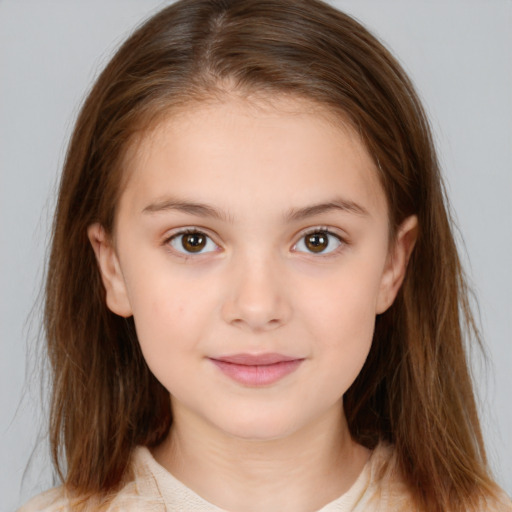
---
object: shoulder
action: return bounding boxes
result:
[18,487,70,512]
[18,448,166,511]
[357,443,418,512]
[484,491,512,512]
[18,483,164,512]
[360,443,512,512]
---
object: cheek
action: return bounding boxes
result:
[124,266,216,375]
[298,261,384,385]
[304,261,382,337]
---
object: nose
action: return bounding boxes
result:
[221,253,292,332]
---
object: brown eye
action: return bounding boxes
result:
[294,230,342,255]
[305,232,329,252]
[169,231,218,255]
[182,233,206,252]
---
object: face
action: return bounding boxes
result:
[89,96,416,441]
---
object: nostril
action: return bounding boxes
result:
[228,315,283,332]
[220,262,292,330]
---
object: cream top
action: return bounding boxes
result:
[19,443,512,512]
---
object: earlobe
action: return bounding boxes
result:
[87,223,133,317]
[376,215,418,314]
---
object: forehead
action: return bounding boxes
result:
[119,95,387,220]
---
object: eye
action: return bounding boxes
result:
[168,230,219,255]
[294,230,342,254]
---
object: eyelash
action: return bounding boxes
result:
[292,227,345,256]
[164,228,220,256]
[163,227,346,258]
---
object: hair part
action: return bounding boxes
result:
[45,1,500,510]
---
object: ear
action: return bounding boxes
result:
[376,215,418,314]
[87,223,133,317]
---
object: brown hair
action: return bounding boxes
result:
[45,0,501,510]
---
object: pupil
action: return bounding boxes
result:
[182,233,206,252]
[306,232,328,252]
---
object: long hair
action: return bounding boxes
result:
[45,0,500,509]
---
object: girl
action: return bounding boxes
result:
[19,0,511,511]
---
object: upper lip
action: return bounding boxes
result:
[210,353,302,365]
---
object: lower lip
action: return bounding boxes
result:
[210,359,303,386]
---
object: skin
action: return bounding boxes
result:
[89,95,417,512]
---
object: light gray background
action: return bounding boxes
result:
[1,1,511,509]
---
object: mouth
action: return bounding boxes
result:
[208,353,304,387]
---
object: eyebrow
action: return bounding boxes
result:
[142,196,369,222]
[284,198,369,221]
[142,198,232,222]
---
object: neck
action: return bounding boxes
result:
[152,401,370,512]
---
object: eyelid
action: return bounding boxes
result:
[292,226,347,255]
[163,225,219,242]
[163,227,222,256]
[161,225,347,257]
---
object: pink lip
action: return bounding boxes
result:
[209,353,304,386]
